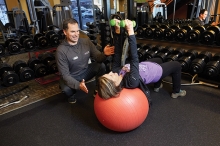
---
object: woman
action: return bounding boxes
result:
[97,19,186,100]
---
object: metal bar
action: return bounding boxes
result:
[205,0,213,24]
[127,0,134,19]
[190,0,197,19]
[213,0,219,21]
[196,0,202,18]
[103,0,111,20]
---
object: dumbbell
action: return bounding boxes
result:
[216,32,220,46]
[27,57,48,77]
[145,45,163,60]
[110,19,136,27]
[166,48,185,62]
[136,24,150,38]
[45,30,60,46]
[137,43,152,62]
[34,33,49,48]
[13,60,34,82]
[175,25,193,42]
[155,46,174,62]
[38,52,58,74]
[204,53,220,77]
[87,28,98,34]
[201,25,220,45]
[153,24,169,40]
[86,22,97,29]
[0,63,19,86]
[5,39,21,54]
[144,24,160,39]
[187,25,206,43]
[57,29,65,40]
[164,24,180,41]
[87,33,97,40]
[0,45,5,56]
[178,49,198,72]
[190,51,212,74]
[19,35,36,51]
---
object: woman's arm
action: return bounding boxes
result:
[122,20,140,88]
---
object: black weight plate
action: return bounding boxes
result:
[23,38,36,51]
[45,30,55,39]
[13,60,27,73]
[37,36,48,48]
[0,63,13,76]
[144,27,154,38]
[175,29,187,42]
[47,60,57,73]
[50,34,60,45]
[2,71,19,86]
[216,33,220,46]
[164,28,175,40]
[19,35,30,45]
[57,29,65,40]
[34,33,44,43]
[5,39,15,47]
[0,45,5,56]
[19,67,35,82]
[154,28,164,39]
[8,42,21,54]
[187,30,200,43]
[35,64,47,77]
[201,30,215,45]
[27,58,41,70]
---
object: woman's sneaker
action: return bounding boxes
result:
[171,90,186,98]
[154,83,163,92]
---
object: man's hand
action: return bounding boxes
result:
[79,79,88,93]
[104,45,114,56]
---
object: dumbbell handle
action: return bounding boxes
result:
[110,19,136,27]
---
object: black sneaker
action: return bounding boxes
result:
[68,95,77,104]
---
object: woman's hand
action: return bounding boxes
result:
[103,45,115,56]
[114,19,120,34]
[124,19,134,36]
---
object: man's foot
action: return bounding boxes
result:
[68,95,77,104]
[154,83,163,92]
[171,90,186,99]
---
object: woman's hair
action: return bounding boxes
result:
[63,18,78,30]
[97,76,122,99]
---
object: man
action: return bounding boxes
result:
[55,18,114,103]
[192,9,218,27]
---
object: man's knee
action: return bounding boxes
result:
[59,79,76,97]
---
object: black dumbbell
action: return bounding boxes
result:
[45,30,60,46]
[0,63,19,86]
[166,48,185,62]
[5,39,21,54]
[153,24,169,40]
[175,25,193,42]
[57,29,65,40]
[34,33,49,48]
[145,45,163,60]
[87,28,98,34]
[144,24,159,39]
[87,33,97,40]
[155,46,174,62]
[187,25,206,43]
[38,52,58,74]
[204,53,220,77]
[19,35,36,51]
[215,30,220,46]
[0,45,5,56]
[164,24,180,41]
[137,43,152,62]
[201,25,220,45]
[178,49,198,72]
[136,24,150,38]
[190,51,212,74]
[13,60,35,82]
[86,22,96,29]
[27,57,48,77]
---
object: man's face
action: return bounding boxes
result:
[200,11,208,20]
[63,23,80,45]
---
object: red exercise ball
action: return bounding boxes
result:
[94,88,149,132]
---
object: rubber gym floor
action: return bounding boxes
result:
[0,71,220,146]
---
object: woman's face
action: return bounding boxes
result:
[103,71,120,86]
[200,11,208,20]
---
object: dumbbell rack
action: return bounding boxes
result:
[29,47,60,85]
[137,38,220,89]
